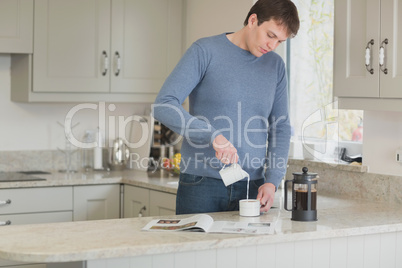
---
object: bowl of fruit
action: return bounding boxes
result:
[161,153,181,175]
[171,153,181,174]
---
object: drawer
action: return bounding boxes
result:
[0,211,73,226]
[0,187,73,215]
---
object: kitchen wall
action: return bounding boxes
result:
[0,54,150,151]
[184,0,252,46]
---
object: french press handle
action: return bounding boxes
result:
[283,180,293,211]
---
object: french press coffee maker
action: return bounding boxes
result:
[284,167,318,221]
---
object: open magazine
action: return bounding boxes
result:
[142,214,275,235]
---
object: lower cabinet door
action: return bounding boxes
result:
[149,190,176,216]
[73,185,120,221]
[123,185,150,218]
[123,186,176,217]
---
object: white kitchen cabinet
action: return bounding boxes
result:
[0,0,33,53]
[334,0,402,111]
[73,185,120,221]
[33,0,110,94]
[123,185,150,218]
[0,187,73,268]
[149,190,176,216]
[123,185,175,217]
[10,0,183,103]
[110,0,183,94]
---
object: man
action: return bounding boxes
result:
[152,0,300,214]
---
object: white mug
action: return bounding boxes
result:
[219,164,249,186]
[239,199,260,217]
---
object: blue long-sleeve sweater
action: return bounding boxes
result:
[152,33,290,188]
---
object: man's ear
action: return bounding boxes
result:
[248,13,258,27]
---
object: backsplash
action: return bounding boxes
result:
[0,150,81,172]
[286,159,402,204]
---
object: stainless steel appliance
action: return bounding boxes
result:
[109,138,130,170]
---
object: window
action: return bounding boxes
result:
[287,0,363,162]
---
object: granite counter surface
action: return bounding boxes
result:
[0,194,401,263]
[0,170,179,194]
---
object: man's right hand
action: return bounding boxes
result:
[212,134,239,164]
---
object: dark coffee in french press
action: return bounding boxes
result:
[284,167,318,221]
[295,189,317,210]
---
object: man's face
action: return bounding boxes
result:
[246,14,288,57]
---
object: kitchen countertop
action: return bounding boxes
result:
[0,169,179,194]
[0,193,401,263]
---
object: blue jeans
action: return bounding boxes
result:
[176,173,265,215]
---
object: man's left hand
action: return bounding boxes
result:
[256,183,276,212]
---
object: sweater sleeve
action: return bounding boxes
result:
[265,60,291,188]
[152,43,220,146]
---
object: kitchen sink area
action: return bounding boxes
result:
[0,172,48,182]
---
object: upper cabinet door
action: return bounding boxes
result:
[33,0,111,93]
[333,0,381,98]
[110,0,183,94]
[0,0,33,53]
[380,0,402,98]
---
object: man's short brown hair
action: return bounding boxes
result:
[244,0,300,38]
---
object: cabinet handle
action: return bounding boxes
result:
[114,51,121,76]
[0,220,11,226]
[0,199,11,206]
[365,39,374,74]
[379,39,388,75]
[102,51,109,76]
[138,206,146,217]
